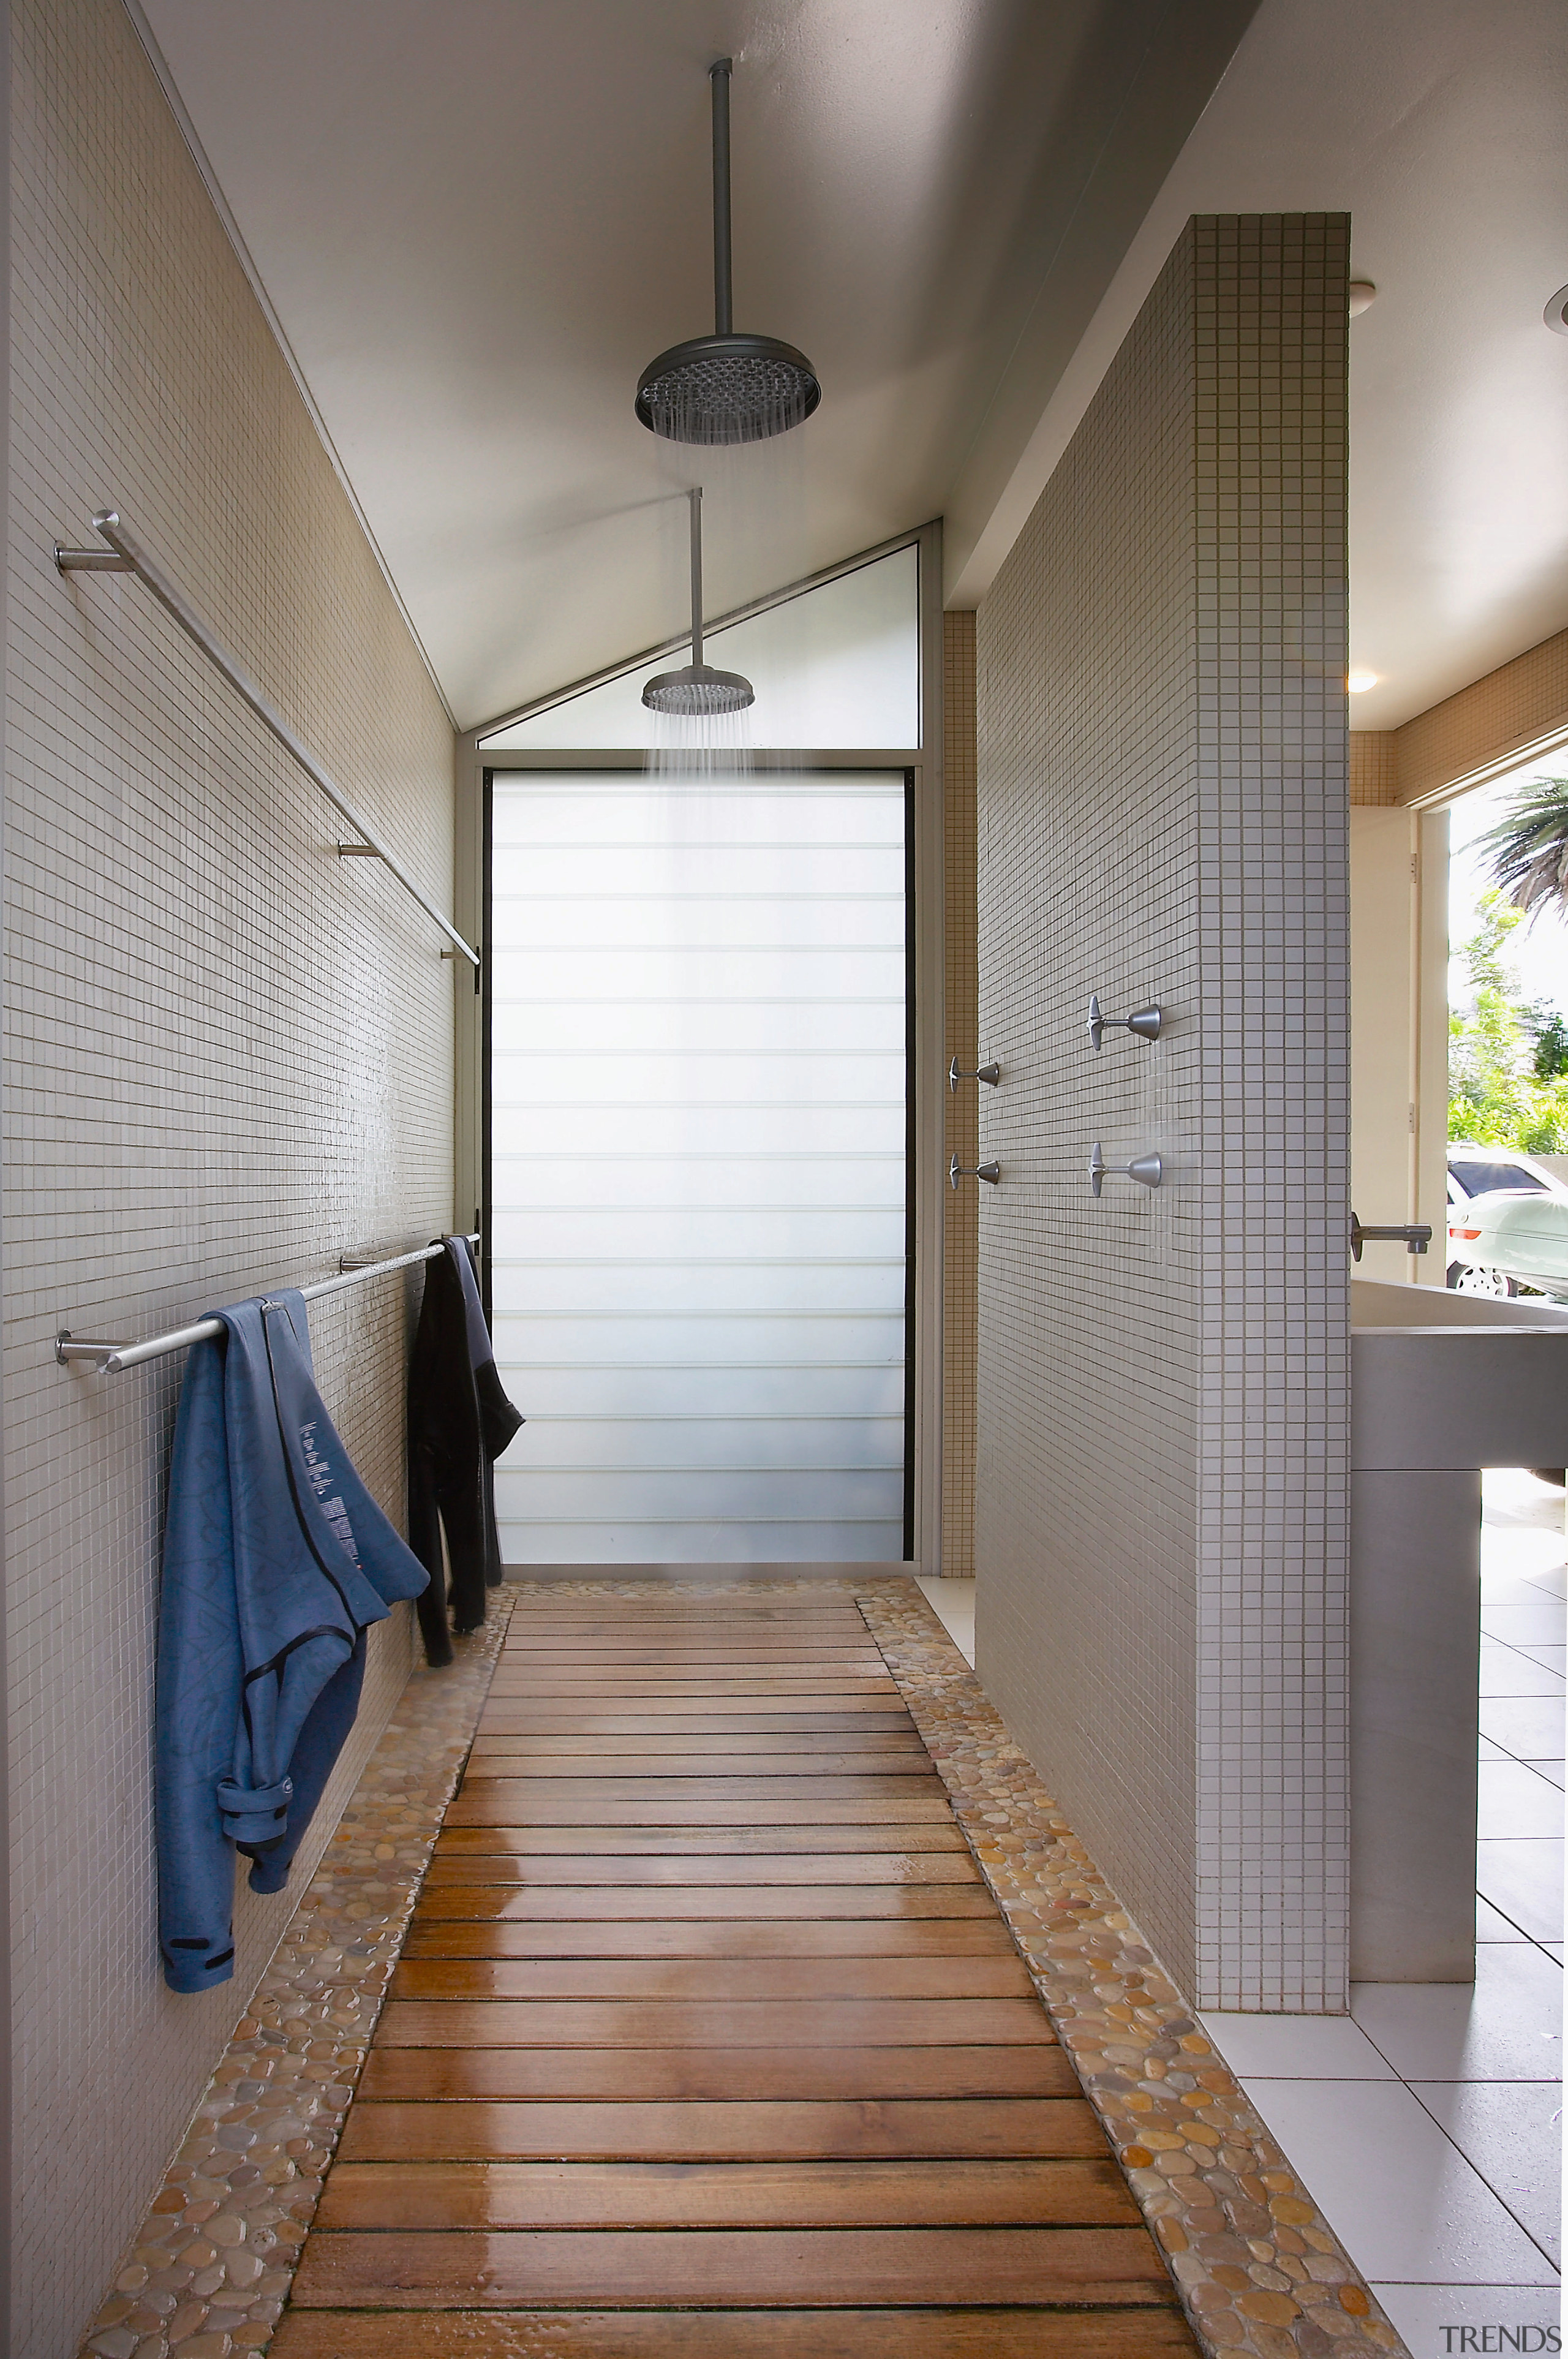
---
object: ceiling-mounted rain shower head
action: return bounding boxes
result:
[642,487,755,716]
[641,660,755,717]
[635,59,821,446]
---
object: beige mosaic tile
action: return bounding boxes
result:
[78,1603,511,2359]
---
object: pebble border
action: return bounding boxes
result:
[77,1574,1411,2359]
[78,1602,512,2359]
[854,1579,1411,2359]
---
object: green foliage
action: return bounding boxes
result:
[1477,776,1568,923]
[1448,891,1568,1150]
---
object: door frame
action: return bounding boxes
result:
[451,518,946,1572]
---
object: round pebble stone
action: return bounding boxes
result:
[89,2331,139,2359]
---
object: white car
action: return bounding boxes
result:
[1447,1146,1568,1296]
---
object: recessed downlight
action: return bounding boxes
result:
[1348,670,1379,693]
[1545,282,1568,337]
[1349,281,1377,318]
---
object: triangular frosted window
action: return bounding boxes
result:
[480,542,920,751]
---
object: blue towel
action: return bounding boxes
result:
[156,1291,428,1992]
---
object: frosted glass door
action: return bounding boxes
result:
[489,769,908,1564]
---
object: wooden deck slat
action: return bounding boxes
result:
[424,1825,973,1858]
[409,1884,1000,1922]
[314,2158,1139,2230]
[458,1775,945,1802]
[467,1734,932,1756]
[375,1997,1054,2048]
[400,1919,1020,1960]
[476,1713,920,1735]
[289,2225,1174,2309]
[352,2051,1081,2108]
[445,1798,958,1828]
[388,1957,1036,2002]
[465,1749,938,1776]
[419,1853,981,1886]
[270,2307,1200,2358]
[286,1596,1191,2356]
[478,1697,913,1719]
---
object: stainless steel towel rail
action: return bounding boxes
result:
[53,511,479,967]
[56,1235,480,1373]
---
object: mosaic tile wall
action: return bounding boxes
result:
[1353,622,1568,807]
[6,3,456,2350]
[974,216,1351,2012]
[941,611,978,1578]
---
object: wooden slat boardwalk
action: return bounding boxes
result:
[273,1593,1196,2357]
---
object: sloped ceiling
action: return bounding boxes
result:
[130,0,1256,728]
[134,0,1567,735]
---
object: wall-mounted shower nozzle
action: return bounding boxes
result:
[1088,1143,1163,1196]
[1087,994,1162,1051]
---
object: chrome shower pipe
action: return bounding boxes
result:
[711,59,733,338]
[689,487,705,665]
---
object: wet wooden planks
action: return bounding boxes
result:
[275,1595,1193,2356]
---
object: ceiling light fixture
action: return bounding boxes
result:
[635,59,821,446]
[1544,282,1568,337]
[1348,670,1379,693]
[641,488,755,715]
[1348,281,1378,317]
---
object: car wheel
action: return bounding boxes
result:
[1451,1263,1518,1297]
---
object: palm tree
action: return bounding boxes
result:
[1477,776,1568,923]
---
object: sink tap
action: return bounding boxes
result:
[1351,1212,1433,1261]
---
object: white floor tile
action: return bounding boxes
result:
[1351,1945,1564,2082]
[1237,2077,1556,2283]
[1481,1569,1567,1605]
[1372,2282,1564,2359]
[1480,1644,1566,1697]
[1477,1759,1566,1838]
[1411,2079,1562,2265]
[1526,1757,1566,1789]
[1477,1839,1564,1941]
[1480,1602,1568,1646]
[1475,1895,1529,1942]
[1478,1734,1509,1760]
[1544,1944,1564,1963]
[1529,1565,1568,1599]
[1198,2009,1395,2079]
[1480,1695,1568,1757]
[1520,1644,1568,1674]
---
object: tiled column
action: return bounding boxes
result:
[975,215,1350,2011]
[942,613,978,1577]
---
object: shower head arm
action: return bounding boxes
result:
[711,59,733,338]
[688,487,704,667]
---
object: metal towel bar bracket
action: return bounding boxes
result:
[55,511,479,967]
[949,1154,1000,1189]
[56,1235,480,1373]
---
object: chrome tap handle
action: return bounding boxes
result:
[1088,1142,1164,1197]
[949,1153,1001,1190]
[948,1054,1001,1092]
[1087,993,1162,1052]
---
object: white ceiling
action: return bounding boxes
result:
[949,0,1568,731]
[135,0,1567,736]
[130,0,1254,728]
